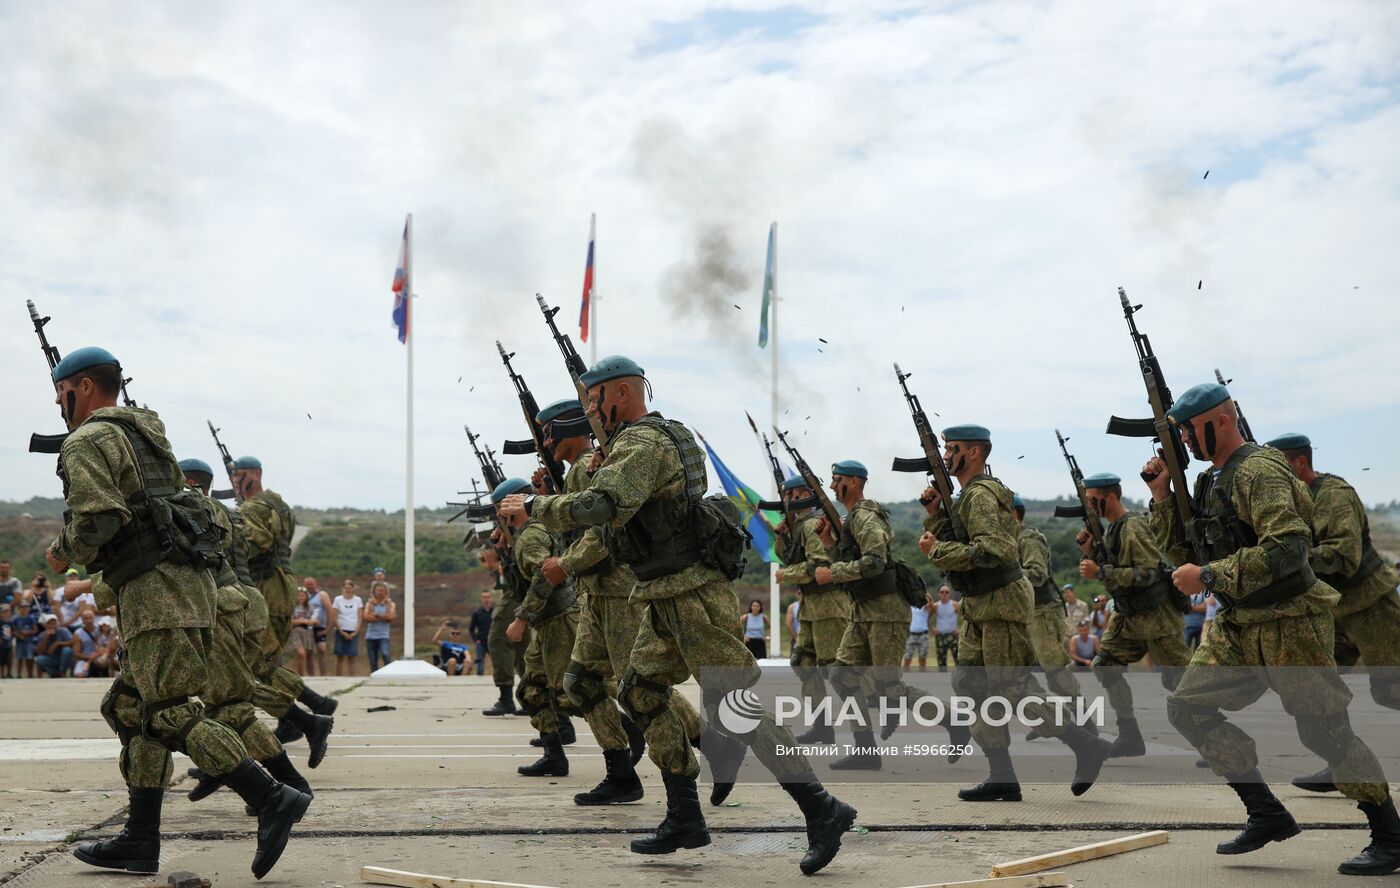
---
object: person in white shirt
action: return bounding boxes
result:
[903,595,934,672]
[332,579,365,676]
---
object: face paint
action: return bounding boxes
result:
[947,443,967,476]
[64,390,77,428]
[1181,420,1205,461]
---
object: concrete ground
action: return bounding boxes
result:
[0,673,1391,888]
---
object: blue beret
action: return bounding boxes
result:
[1166,383,1231,423]
[1083,472,1122,489]
[178,458,214,477]
[536,398,584,425]
[942,424,991,442]
[51,346,120,383]
[579,355,645,388]
[781,476,810,492]
[1012,494,1025,510]
[232,455,262,470]
[1265,433,1311,451]
[490,478,532,503]
[831,460,868,479]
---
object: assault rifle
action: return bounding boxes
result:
[1105,287,1194,531]
[207,420,240,501]
[890,363,962,538]
[465,426,512,546]
[26,299,136,453]
[496,340,566,493]
[1214,368,1255,443]
[771,425,843,542]
[747,412,817,527]
[1051,429,1108,564]
[536,294,608,449]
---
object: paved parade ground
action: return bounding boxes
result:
[0,673,1391,888]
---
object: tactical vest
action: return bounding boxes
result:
[246,495,295,582]
[61,418,226,591]
[1102,515,1178,617]
[834,502,898,602]
[226,508,256,587]
[944,477,1025,597]
[500,550,528,602]
[1311,475,1386,592]
[1185,444,1316,610]
[606,416,709,581]
[1022,529,1063,607]
[779,513,819,595]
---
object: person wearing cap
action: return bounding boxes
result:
[1012,495,1096,742]
[494,477,582,779]
[175,457,320,809]
[533,398,656,805]
[1149,383,1397,874]
[918,424,1111,802]
[499,355,855,875]
[42,347,307,878]
[1071,472,1191,758]
[1265,433,1400,795]
[774,474,847,745]
[34,612,74,677]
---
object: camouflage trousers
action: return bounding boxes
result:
[102,627,248,789]
[622,580,813,781]
[1334,592,1400,710]
[934,633,959,671]
[829,619,932,730]
[954,617,1074,751]
[1093,611,1191,721]
[790,616,847,710]
[1168,611,1388,804]
[207,587,283,762]
[489,597,530,688]
[523,611,580,735]
[1029,602,1082,696]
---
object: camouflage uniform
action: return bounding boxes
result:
[242,489,302,700]
[489,551,530,691]
[1309,474,1400,709]
[513,520,581,736]
[51,407,248,788]
[1016,526,1082,699]
[1157,445,1388,802]
[1093,513,1192,721]
[776,509,848,712]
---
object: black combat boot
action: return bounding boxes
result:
[297,685,338,716]
[185,765,223,802]
[274,713,304,744]
[483,684,517,716]
[1060,722,1113,796]
[697,726,747,805]
[795,722,835,744]
[264,752,314,803]
[829,729,881,771]
[958,746,1022,802]
[532,715,576,747]
[1291,765,1337,793]
[222,758,311,879]
[1217,771,1301,854]
[72,787,162,873]
[574,749,644,806]
[518,732,569,777]
[784,781,857,875]
[1339,796,1400,875]
[283,704,333,769]
[622,713,647,765]
[1107,717,1146,758]
[630,771,711,854]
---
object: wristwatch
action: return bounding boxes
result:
[522,495,537,515]
[1199,565,1216,589]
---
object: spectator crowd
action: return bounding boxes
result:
[1,559,121,680]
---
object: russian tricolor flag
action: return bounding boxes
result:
[391,222,409,343]
[579,213,595,342]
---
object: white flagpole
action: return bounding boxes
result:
[589,212,598,364]
[403,212,416,661]
[768,222,780,657]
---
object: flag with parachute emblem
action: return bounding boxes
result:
[699,433,779,564]
[757,222,775,347]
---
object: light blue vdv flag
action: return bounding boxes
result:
[758,222,775,347]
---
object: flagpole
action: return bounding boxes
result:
[403,212,416,661]
[768,222,779,657]
[589,212,598,364]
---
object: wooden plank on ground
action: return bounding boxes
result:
[893,871,1069,888]
[989,830,1168,877]
[361,865,562,888]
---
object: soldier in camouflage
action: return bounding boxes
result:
[919,425,1111,802]
[1264,433,1400,795]
[774,476,847,745]
[483,527,530,717]
[1070,473,1190,757]
[500,356,855,875]
[1153,384,1398,875]
[42,348,308,880]
[1012,494,1097,742]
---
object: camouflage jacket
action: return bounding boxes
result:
[532,413,725,601]
[1016,526,1054,595]
[1100,513,1184,639]
[925,477,1033,624]
[558,450,635,599]
[241,489,298,618]
[49,406,215,640]
[1310,474,1398,618]
[776,510,847,622]
[832,500,906,623]
[1150,447,1338,626]
[511,520,578,625]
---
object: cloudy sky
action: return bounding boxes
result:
[3,1,1398,510]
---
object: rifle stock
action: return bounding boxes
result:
[891,363,961,537]
[27,299,69,453]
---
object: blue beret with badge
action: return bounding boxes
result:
[491,478,533,503]
[1012,494,1025,510]
[1083,472,1122,489]
[831,459,868,479]
[579,355,645,388]
[942,424,991,442]
[232,455,262,470]
[1165,383,1231,423]
[536,398,584,425]
[1265,432,1311,451]
[178,458,214,478]
[51,346,121,384]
